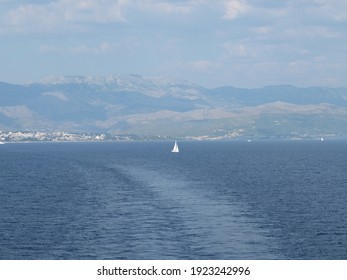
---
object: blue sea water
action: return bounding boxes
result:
[0,141,346,260]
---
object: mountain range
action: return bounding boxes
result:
[1,74,347,139]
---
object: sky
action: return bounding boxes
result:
[0,0,347,88]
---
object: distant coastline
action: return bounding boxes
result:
[0,130,342,144]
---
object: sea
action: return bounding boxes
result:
[0,140,346,260]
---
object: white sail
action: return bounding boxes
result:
[171,141,179,153]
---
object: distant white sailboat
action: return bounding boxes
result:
[320,137,324,142]
[171,141,179,153]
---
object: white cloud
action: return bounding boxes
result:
[222,0,249,20]
[310,0,347,21]
[224,42,246,56]
[5,4,58,32]
[39,41,115,54]
[60,0,127,23]
[2,0,128,33]
[283,26,340,39]
[145,1,191,14]
[252,26,273,35]
[69,42,114,54]
[1,0,209,34]
[2,0,347,88]
[39,45,59,53]
[223,42,256,57]
[187,60,216,71]
[132,0,208,16]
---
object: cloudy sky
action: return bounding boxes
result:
[1,0,347,88]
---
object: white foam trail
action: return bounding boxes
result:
[115,164,282,259]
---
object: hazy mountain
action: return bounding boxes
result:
[1,75,347,139]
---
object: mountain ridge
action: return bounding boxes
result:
[1,75,347,139]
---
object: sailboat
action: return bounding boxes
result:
[171,141,179,153]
